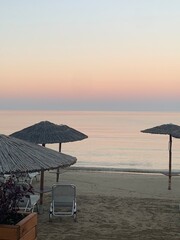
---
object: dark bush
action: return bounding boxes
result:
[0,175,34,224]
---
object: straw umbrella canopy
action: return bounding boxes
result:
[0,134,77,206]
[171,130,180,139]
[10,121,88,181]
[141,123,180,190]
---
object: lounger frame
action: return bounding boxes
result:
[49,184,77,222]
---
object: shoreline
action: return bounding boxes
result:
[69,166,180,176]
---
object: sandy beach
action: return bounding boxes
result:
[33,169,180,240]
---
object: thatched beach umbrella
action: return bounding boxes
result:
[141,123,180,190]
[0,134,76,206]
[171,130,180,139]
[10,121,88,181]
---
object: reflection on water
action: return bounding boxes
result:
[1,110,180,171]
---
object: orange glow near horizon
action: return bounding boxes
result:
[1,54,180,101]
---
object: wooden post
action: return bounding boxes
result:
[56,143,62,182]
[39,143,46,212]
[40,170,44,205]
[168,135,172,190]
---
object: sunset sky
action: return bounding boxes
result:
[1,0,180,111]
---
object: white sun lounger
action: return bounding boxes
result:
[18,194,40,213]
[16,182,40,212]
[28,172,40,184]
[49,184,77,222]
[10,172,40,184]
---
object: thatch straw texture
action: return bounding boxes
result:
[0,134,77,174]
[141,123,180,135]
[171,129,180,139]
[10,121,88,144]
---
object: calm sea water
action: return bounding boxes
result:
[1,111,180,172]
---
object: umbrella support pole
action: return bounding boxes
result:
[56,168,60,182]
[56,143,62,182]
[39,170,44,210]
[38,144,46,213]
[168,135,172,190]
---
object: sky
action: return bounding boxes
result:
[0,0,180,111]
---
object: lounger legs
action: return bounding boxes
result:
[73,212,77,222]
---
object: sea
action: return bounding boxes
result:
[1,110,180,173]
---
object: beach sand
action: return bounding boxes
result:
[33,169,180,240]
